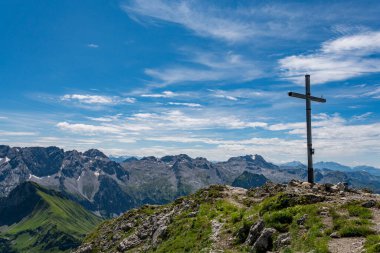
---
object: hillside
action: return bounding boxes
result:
[75,181,380,253]
[0,182,102,253]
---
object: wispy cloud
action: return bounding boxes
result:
[0,131,37,136]
[61,94,136,105]
[87,43,99,48]
[213,94,238,101]
[141,91,177,98]
[279,31,380,84]
[145,50,261,85]
[168,102,201,107]
[352,112,373,121]
[121,0,254,42]
[56,122,122,135]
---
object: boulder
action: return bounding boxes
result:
[331,182,348,192]
[252,228,276,253]
[274,232,291,249]
[297,214,308,225]
[152,225,168,246]
[330,232,340,238]
[245,219,265,245]
[118,234,141,252]
[301,182,312,189]
[362,200,376,208]
[73,244,93,253]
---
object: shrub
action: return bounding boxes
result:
[339,225,374,237]
[365,235,380,253]
[264,209,293,232]
[346,204,372,219]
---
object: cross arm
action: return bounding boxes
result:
[288,92,326,103]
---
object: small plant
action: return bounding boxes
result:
[340,225,374,237]
[331,207,374,237]
[365,235,380,253]
[346,204,373,219]
[231,211,242,224]
[263,209,293,232]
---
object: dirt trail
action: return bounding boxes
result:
[371,208,380,233]
[328,237,365,253]
[328,205,380,253]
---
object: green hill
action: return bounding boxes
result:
[0,182,102,253]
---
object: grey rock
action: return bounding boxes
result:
[330,232,340,238]
[120,222,134,231]
[187,211,198,217]
[252,228,276,253]
[362,200,376,208]
[245,219,265,245]
[274,232,291,249]
[73,244,93,253]
[297,214,308,225]
[118,234,141,252]
[152,225,168,246]
[137,229,150,240]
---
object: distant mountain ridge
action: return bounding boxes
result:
[282,160,380,176]
[1,144,380,219]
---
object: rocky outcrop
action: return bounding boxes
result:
[245,219,265,245]
[252,228,276,253]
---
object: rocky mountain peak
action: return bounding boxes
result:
[160,154,192,163]
[83,149,108,159]
[123,157,139,162]
[225,154,277,169]
[0,145,10,158]
[140,156,158,162]
[21,146,64,177]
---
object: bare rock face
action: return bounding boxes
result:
[252,228,276,253]
[245,219,265,245]
[297,214,308,225]
[362,200,377,208]
[274,232,291,249]
[74,244,93,253]
[118,234,141,252]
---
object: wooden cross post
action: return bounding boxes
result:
[288,75,326,184]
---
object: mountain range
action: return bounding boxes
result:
[1,144,380,219]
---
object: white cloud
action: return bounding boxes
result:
[279,31,380,84]
[121,0,254,42]
[123,97,136,103]
[61,94,136,105]
[352,112,373,121]
[129,110,268,130]
[145,51,261,85]
[141,91,176,98]
[213,94,238,101]
[87,114,123,122]
[56,122,122,135]
[87,43,99,48]
[322,32,380,55]
[0,131,37,136]
[168,102,201,107]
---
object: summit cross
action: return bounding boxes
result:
[288,75,326,184]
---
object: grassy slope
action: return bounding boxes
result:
[80,185,380,253]
[3,185,102,253]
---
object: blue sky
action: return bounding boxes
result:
[1,0,380,166]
